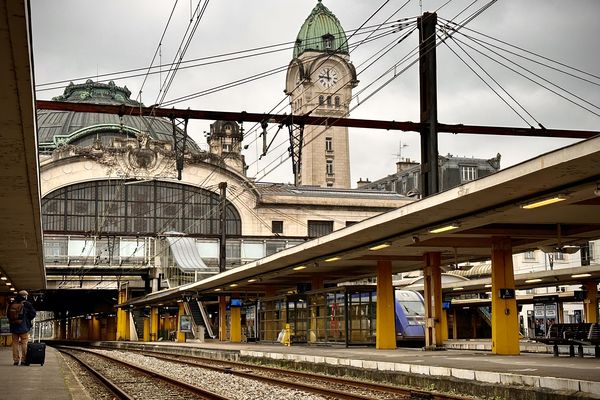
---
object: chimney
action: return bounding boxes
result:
[356,177,371,188]
[396,158,419,173]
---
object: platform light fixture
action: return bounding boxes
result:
[229,283,238,287]
[484,284,492,288]
[324,256,341,262]
[214,288,222,292]
[368,242,391,251]
[293,265,307,271]
[521,194,567,210]
[452,287,464,291]
[429,224,460,234]
[247,278,257,283]
[0,276,6,281]
[571,273,591,278]
[525,278,542,283]
[9,287,15,291]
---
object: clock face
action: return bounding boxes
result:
[318,67,339,88]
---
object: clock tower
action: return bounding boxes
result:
[285,0,358,188]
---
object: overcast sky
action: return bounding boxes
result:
[31,0,600,186]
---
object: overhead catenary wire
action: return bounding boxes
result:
[137,0,181,102]
[439,31,541,128]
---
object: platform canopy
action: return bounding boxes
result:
[0,0,45,293]
[125,135,600,306]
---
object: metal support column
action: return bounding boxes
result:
[219,181,227,273]
[417,12,439,197]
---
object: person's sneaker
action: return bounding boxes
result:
[13,361,19,366]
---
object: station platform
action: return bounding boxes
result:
[96,339,600,399]
[0,346,88,400]
[1,340,598,399]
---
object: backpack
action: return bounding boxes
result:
[8,302,24,325]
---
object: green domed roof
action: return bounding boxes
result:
[293,0,348,58]
[37,80,202,153]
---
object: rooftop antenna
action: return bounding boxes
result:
[394,141,409,162]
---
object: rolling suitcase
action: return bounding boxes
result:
[25,322,45,366]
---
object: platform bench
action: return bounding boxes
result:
[537,323,600,358]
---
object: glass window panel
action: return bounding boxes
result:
[241,241,265,259]
[68,239,96,257]
[197,240,219,258]
[120,240,145,257]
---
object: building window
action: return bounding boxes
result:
[326,159,334,175]
[460,165,477,182]
[326,96,332,107]
[325,137,333,152]
[41,180,242,236]
[272,220,283,234]
[554,252,565,261]
[524,251,535,260]
[323,34,334,50]
[308,220,334,238]
[319,95,324,106]
[335,96,340,108]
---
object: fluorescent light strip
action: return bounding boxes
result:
[325,256,341,262]
[571,273,591,278]
[429,224,459,234]
[521,195,566,209]
[369,243,391,251]
[293,265,307,271]
[525,278,542,283]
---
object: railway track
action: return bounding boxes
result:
[57,347,232,400]
[90,346,473,400]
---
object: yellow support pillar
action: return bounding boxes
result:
[376,260,396,349]
[150,307,159,342]
[309,278,323,343]
[91,316,100,341]
[219,296,227,341]
[441,309,449,342]
[143,314,150,342]
[584,281,598,323]
[230,306,242,342]
[116,286,129,341]
[177,302,186,343]
[423,252,443,349]
[491,237,520,355]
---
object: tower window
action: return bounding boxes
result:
[325,137,333,152]
[319,95,324,106]
[326,159,334,175]
[326,96,332,107]
[335,96,340,108]
[322,34,334,50]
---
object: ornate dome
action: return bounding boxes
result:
[293,0,349,58]
[37,80,202,153]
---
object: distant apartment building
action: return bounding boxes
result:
[357,154,502,197]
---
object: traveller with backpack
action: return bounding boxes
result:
[8,290,36,366]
